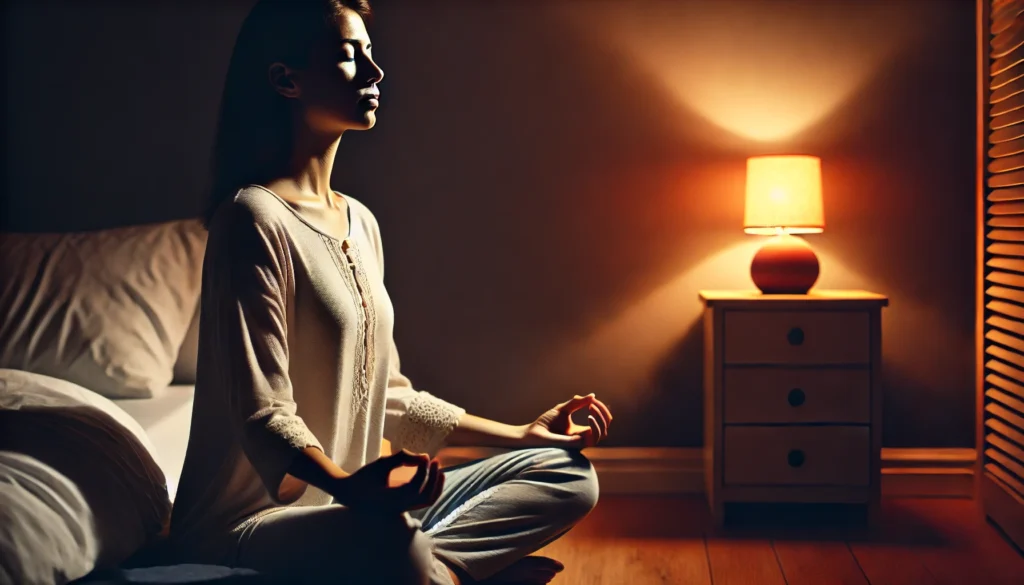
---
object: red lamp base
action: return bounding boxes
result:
[750,233,820,294]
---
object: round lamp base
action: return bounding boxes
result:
[750,233,820,294]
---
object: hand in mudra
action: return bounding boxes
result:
[334,450,443,513]
[523,393,613,448]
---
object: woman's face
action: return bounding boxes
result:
[271,8,385,134]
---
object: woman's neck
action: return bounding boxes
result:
[282,122,344,206]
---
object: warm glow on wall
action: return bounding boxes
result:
[557,0,916,143]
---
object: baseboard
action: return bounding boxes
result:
[436,446,976,498]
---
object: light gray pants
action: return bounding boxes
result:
[230,447,599,584]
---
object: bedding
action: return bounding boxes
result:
[0,451,98,585]
[114,384,196,502]
[0,369,171,581]
[0,219,206,399]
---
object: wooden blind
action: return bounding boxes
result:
[981,0,1024,550]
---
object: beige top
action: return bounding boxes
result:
[169,186,465,550]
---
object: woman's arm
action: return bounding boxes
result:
[446,395,613,449]
[279,447,350,502]
[443,414,526,448]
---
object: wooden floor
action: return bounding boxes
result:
[535,497,1024,584]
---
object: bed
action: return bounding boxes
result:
[113,384,195,502]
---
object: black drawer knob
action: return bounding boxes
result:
[787,449,805,468]
[787,388,806,407]
[787,327,805,346]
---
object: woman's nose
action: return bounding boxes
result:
[364,56,384,84]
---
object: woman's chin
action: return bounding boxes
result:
[353,109,377,130]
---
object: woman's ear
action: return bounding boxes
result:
[268,62,301,99]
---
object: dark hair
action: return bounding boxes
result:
[204,0,372,227]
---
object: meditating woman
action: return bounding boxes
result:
[167,1,613,583]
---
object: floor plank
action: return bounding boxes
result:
[705,539,788,585]
[773,540,869,585]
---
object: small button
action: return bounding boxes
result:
[787,388,806,407]
[787,449,805,468]
[787,327,805,346]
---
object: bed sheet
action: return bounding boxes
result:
[113,385,194,502]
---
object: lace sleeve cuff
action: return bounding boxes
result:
[246,411,323,504]
[391,392,465,457]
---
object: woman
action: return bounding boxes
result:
[168,1,613,584]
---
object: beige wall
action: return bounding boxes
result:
[2,0,976,448]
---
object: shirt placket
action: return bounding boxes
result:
[341,239,370,390]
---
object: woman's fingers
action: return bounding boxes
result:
[559,394,595,415]
[588,415,601,446]
[424,460,444,506]
[588,404,608,438]
[408,460,443,510]
[590,397,613,427]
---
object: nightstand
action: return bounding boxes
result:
[699,290,888,527]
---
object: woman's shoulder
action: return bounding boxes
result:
[207,186,296,244]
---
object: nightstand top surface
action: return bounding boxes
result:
[699,289,888,306]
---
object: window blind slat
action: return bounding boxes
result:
[988,201,1024,214]
[988,299,1024,320]
[988,187,1024,201]
[992,43,1024,77]
[990,137,1024,155]
[988,168,1024,188]
[987,402,1024,432]
[988,314,1024,337]
[989,387,1024,411]
[989,215,1024,227]
[993,63,1024,92]
[990,91,1024,116]
[987,328,1024,354]
[987,230,1024,242]
[991,106,1024,130]
[989,372,1024,398]
[989,152,1024,172]
[989,257,1024,273]
[987,419,1024,449]
[991,123,1024,144]
[988,244,1024,257]
[987,344,1024,370]
[991,79,1024,105]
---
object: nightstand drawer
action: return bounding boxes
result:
[723,368,871,424]
[723,426,870,486]
[723,310,870,365]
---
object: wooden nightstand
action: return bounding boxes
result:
[700,290,888,527]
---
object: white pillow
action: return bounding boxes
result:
[0,369,171,574]
[0,451,99,585]
[0,219,207,399]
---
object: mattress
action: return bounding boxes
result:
[113,385,194,502]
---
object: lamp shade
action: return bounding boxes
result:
[743,155,824,235]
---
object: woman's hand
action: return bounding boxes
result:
[521,393,613,449]
[331,450,443,514]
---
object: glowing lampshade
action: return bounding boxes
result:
[743,155,824,294]
[744,155,824,235]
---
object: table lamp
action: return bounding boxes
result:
[744,154,824,294]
